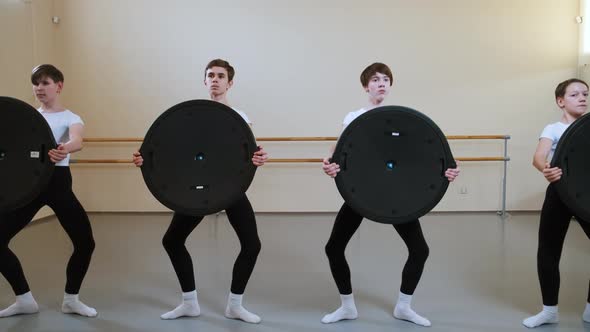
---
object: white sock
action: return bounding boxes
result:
[393,292,431,327]
[0,292,39,318]
[224,292,261,324]
[161,290,200,320]
[61,293,97,317]
[583,302,590,323]
[321,293,358,324]
[523,305,559,328]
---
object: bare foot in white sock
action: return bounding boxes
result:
[161,290,200,319]
[0,292,38,317]
[321,293,358,324]
[523,306,558,328]
[224,293,261,324]
[394,305,431,327]
[61,293,97,317]
[393,292,431,327]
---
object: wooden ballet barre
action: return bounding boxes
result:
[77,135,511,218]
[257,136,511,141]
[70,159,132,164]
[70,156,509,164]
[84,138,143,142]
[256,137,337,141]
[265,157,511,163]
[83,135,511,143]
[262,157,510,163]
[455,157,509,161]
[446,135,510,140]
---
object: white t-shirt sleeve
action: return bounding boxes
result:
[342,108,366,130]
[67,112,84,127]
[233,109,252,125]
[540,124,556,141]
[342,112,355,129]
[539,122,568,143]
[539,122,570,162]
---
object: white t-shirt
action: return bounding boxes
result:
[233,108,252,125]
[342,107,369,130]
[540,121,570,161]
[38,109,84,167]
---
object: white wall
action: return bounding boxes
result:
[3,0,582,213]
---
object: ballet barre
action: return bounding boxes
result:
[73,135,511,217]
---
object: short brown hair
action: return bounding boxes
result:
[204,59,235,82]
[31,64,64,85]
[555,78,588,99]
[360,62,393,87]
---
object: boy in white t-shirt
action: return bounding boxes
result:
[321,62,459,326]
[524,78,590,328]
[0,64,97,318]
[133,59,267,323]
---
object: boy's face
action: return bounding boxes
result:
[32,76,63,104]
[364,72,391,102]
[557,82,588,117]
[204,66,233,97]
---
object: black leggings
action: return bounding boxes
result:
[325,203,429,295]
[0,167,95,295]
[537,184,590,305]
[162,194,261,294]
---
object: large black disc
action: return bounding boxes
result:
[140,100,257,216]
[551,113,590,222]
[0,96,56,213]
[332,105,456,224]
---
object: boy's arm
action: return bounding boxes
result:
[533,138,562,182]
[533,138,553,172]
[64,123,84,153]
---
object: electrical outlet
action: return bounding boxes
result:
[459,186,468,194]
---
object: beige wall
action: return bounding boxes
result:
[2,0,581,213]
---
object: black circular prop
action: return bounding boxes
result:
[0,96,56,213]
[140,100,257,216]
[551,113,590,223]
[332,105,456,224]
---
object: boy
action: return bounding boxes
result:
[133,59,267,323]
[0,64,97,318]
[321,62,459,326]
[523,78,590,328]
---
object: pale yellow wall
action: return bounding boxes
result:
[3,0,582,213]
